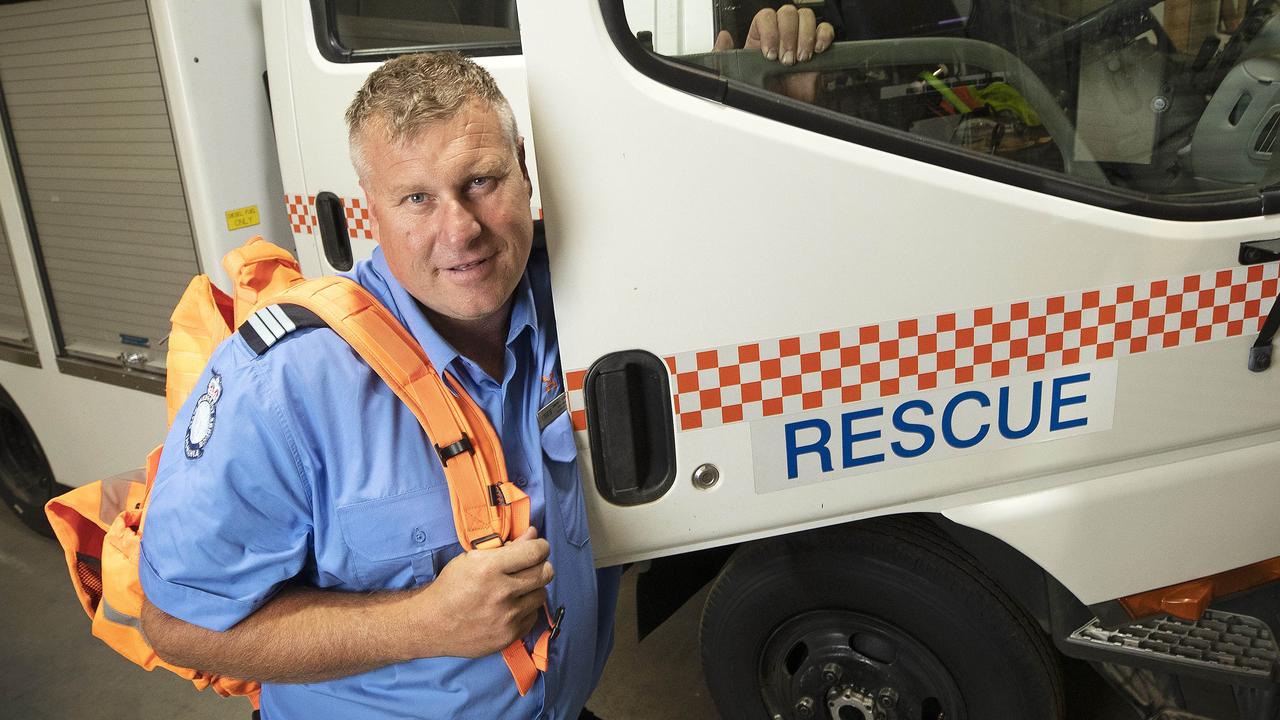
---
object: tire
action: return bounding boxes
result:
[699,516,1063,720]
[0,386,56,537]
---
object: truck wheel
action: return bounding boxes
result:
[0,387,55,537]
[699,517,1063,720]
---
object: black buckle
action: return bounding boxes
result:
[549,605,566,640]
[470,533,500,548]
[436,434,474,464]
[488,484,508,506]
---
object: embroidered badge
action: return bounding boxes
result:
[184,372,222,459]
[541,373,560,396]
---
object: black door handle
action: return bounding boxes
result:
[1239,238,1280,371]
[315,191,353,271]
[584,350,677,506]
[1239,237,1280,266]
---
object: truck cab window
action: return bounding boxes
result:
[620,0,1280,215]
[328,0,520,55]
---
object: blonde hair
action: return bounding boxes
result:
[346,51,518,180]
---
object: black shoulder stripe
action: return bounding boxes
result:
[238,303,327,356]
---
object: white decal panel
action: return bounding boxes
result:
[751,362,1118,493]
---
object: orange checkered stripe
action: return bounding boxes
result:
[345,197,374,240]
[565,262,1280,433]
[285,195,543,241]
[283,194,373,240]
[285,194,316,235]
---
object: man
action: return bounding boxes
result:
[138,52,618,719]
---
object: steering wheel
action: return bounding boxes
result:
[1029,0,1167,65]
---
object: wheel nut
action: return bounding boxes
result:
[821,662,843,684]
[794,696,815,719]
[876,687,899,709]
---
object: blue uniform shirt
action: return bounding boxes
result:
[140,247,620,719]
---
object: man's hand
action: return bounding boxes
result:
[714,5,835,66]
[414,527,554,658]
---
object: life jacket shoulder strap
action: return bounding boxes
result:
[240,276,550,694]
[240,276,527,552]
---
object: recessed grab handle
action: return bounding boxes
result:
[315,191,353,271]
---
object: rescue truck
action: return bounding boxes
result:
[4,0,1280,717]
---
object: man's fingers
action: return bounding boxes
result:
[489,536,550,574]
[509,526,538,543]
[776,4,799,66]
[517,586,549,621]
[796,8,817,62]
[815,22,835,54]
[507,560,555,593]
[714,29,734,52]
[745,8,779,60]
[513,590,547,636]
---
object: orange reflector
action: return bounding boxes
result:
[1118,556,1280,622]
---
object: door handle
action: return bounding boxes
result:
[1239,238,1280,371]
[1239,237,1280,266]
[315,191,353,271]
[584,350,677,505]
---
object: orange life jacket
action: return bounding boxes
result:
[44,237,556,705]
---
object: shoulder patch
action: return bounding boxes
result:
[184,372,222,459]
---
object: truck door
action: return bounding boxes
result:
[519,0,1280,599]
[264,0,543,278]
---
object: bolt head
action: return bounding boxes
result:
[692,463,720,489]
[794,696,815,718]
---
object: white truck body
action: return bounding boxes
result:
[4,0,1280,715]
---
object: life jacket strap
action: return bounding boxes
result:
[248,277,554,694]
[502,604,563,695]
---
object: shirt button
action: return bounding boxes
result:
[514,475,528,488]
[412,529,427,544]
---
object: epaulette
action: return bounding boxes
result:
[237,304,328,355]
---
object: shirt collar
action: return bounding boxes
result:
[367,247,539,377]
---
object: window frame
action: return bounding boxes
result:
[312,0,522,63]
[599,0,1280,222]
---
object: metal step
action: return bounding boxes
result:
[1066,609,1280,689]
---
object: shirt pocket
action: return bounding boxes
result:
[541,411,589,549]
[337,485,458,589]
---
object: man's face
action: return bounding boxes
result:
[359,101,534,328]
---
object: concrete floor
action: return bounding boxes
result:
[1,504,1153,719]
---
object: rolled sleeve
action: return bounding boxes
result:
[140,347,312,632]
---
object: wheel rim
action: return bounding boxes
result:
[758,610,965,720]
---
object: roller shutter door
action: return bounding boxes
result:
[0,0,198,373]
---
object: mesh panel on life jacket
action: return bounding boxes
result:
[76,559,103,609]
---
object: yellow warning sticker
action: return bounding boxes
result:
[225,205,260,231]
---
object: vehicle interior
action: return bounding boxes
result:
[663,0,1280,200]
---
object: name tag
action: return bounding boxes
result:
[538,392,568,431]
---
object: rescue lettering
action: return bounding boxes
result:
[755,365,1114,493]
